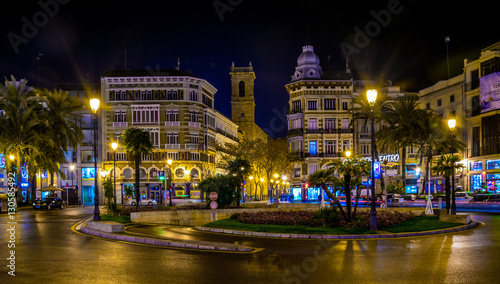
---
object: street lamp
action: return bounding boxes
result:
[167,159,173,207]
[111,142,118,205]
[448,118,457,214]
[367,89,378,230]
[90,97,100,221]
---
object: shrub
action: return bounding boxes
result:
[232,209,415,229]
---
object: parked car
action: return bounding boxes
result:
[471,194,491,202]
[484,194,500,202]
[402,194,417,201]
[33,197,64,210]
[454,191,473,201]
[127,198,156,206]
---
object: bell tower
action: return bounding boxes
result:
[230,62,257,139]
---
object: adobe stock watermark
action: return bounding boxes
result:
[262,105,288,138]
[339,0,409,59]
[281,239,336,283]
[7,0,71,54]
[6,173,18,277]
[212,0,243,22]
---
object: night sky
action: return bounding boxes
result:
[1,0,498,138]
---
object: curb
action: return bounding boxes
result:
[75,220,254,253]
[194,220,481,240]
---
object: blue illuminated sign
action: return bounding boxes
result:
[374,162,380,179]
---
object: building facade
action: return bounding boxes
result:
[463,42,500,193]
[286,45,355,201]
[100,69,237,203]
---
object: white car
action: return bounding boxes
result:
[127,198,156,206]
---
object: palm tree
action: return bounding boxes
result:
[122,128,153,208]
[432,154,462,214]
[41,89,84,151]
[225,157,251,206]
[0,77,43,201]
[326,156,371,221]
[309,168,347,220]
[377,94,421,191]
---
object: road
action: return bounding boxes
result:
[1,206,499,283]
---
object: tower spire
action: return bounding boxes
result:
[176,57,180,70]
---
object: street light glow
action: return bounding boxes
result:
[111,142,118,151]
[167,159,172,165]
[9,154,15,161]
[346,150,351,157]
[367,89,377,105]
[90,98,100,113]
[69,164,75,171]
[448,118,456,130]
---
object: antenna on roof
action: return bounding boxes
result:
[124,49,131,71]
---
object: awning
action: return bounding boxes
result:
[37,185,66,191]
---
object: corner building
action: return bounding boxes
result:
[100,69,238,203]
[286,46,354,201]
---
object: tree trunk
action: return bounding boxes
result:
[445,176,451,214]
[345,173,352,221]
[353,185,361,217]
[135,156,140,208]
[323,185,347,220]
[401,147,407,192]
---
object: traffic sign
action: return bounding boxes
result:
[158,171,165,180]
[210,201,218,210]
[209,191,218,201]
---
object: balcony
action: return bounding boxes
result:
[303,152,345,158]
[184,143,198,150]
[165,121,180,127]
[287,128,304,136]
[306,128,323,134]
[165,144,180,149]
[189,122,201,128]
[469,146,500,157]
[287,108,303,115]
[113,122,128,127]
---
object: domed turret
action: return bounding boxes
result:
[291,45,323,81]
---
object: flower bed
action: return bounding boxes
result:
[231,209,415,229]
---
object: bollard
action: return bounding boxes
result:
[438,198,442,210]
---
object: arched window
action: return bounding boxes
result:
[191,169,199,179]
[238,81,245,97]
[123,168,132,179]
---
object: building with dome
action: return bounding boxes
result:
[286,45,355,201]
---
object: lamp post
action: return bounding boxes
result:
[111,142,118,205]
[69,164,75,205]
[367,89,378,230]
[448,118,457,215]
[167,159,173,207]
[90,97,100,221]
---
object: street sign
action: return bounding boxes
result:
[209,191,218,201]
[210,201,218,209]
[158,171,165,180]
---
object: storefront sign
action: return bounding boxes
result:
[363,154,399,163]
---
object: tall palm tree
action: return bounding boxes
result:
[377,94,420,191]
[0,77,43,201]
[226,157,251,206]
[41,89,84,151]
[326,156,371,221]
[432,154,462,214]
[122,128,153,208]
[309,168,347,220]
